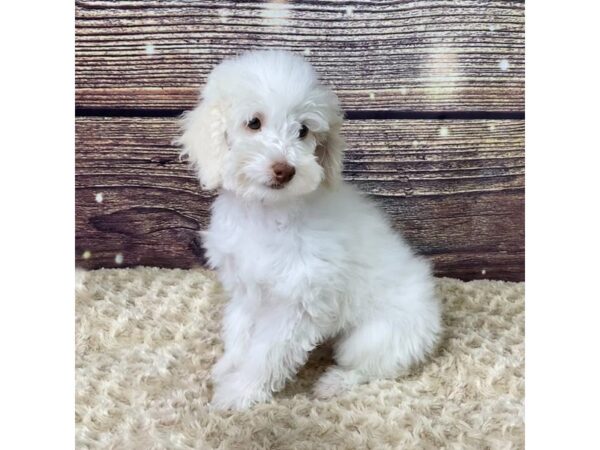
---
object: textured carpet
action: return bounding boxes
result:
[75,267,524,450]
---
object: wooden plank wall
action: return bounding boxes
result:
[75,0,525,281]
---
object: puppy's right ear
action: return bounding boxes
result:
[176,96,228,190]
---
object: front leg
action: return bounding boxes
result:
[211,303,321,410]
[211,298,254,380]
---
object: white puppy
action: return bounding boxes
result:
[177,50,442,410]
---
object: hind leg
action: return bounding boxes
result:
[314,307,440,398]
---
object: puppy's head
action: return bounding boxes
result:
[177,50,344,202]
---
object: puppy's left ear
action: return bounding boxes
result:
[316,114,345,187]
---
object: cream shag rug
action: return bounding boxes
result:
[76,268,524,450]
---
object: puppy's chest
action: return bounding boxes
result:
[205,209,340,289]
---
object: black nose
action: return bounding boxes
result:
[272,162,296,184]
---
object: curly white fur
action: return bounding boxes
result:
[177,50,442,410]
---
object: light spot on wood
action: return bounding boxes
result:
[82,250,92,260]
[489,123,497,132]
[425,47,461,99]
[95,192,103,203]
[261,1,291,28]
[345,6,355,16]
[412,140,419,147]
[400,87,408,95]
[217,9,232,23]
[369,92,376,99]
[489,24,497,32]
[115,253,124,265]
[303,48,312,56]
[439,126,450,137]
[481,269,487,275]
[499,59,510,71]
[144,43,155,55]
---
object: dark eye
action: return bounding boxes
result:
[247,117,261,130]
[298,124,309,139]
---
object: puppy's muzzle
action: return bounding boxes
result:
[271,162,296,188]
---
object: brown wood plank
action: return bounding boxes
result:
[75,117,524,281]
[75,0,524,112]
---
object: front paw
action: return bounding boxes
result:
[210,374,272,411]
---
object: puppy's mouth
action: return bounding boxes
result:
[267,182,286,190]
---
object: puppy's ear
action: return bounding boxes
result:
[176,96,228,190]
[316,116,345,187]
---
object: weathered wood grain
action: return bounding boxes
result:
[76,0,524,112]
[76,117,524,281]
